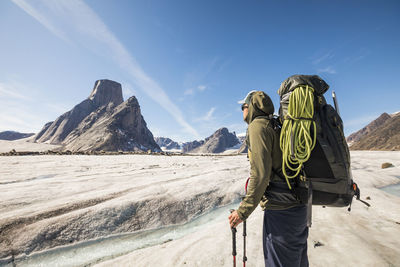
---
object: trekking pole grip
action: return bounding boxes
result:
[230,209,237,255]
[230,209,237,267]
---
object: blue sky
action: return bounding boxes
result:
[0,0,399,142]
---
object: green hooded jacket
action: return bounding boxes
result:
[236,91,299,221]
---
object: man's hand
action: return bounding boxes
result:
[228,210,243,228]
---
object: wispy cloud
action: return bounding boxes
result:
[195,107,216,122]
[312,51,334,65]
[0,82,30,100]
[12,0,71,44]
[183,85,207,96]
[12,0,199,138]
[317,66,336,74]
[0,81,48,132]
[120,82,137,100]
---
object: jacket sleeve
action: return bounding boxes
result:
[237,120,273,220]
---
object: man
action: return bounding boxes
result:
[228,90,309,267]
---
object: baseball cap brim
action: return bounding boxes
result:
[238,90,257,105]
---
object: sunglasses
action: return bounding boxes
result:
[241,104,248,111]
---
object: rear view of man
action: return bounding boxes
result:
[228,90,309,267]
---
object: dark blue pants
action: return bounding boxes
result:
[263,205,309,267]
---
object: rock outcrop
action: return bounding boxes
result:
[34,80,123,144]
[347,113,392,144]
[184,128,240,153]
[0,131,34,141]
[182,140,204,153]
[34,79,160,152]
[348,112,400,151]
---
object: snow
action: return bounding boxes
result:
[0,151,400,266]
[391,111,400,117]
[236,132,246,138]
[0,137,61,153]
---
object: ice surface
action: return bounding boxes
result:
[0,154,248,263]
[12,202,239,267]
[1,151,400,266]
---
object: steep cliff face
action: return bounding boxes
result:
[34,80,159,152]
[184,128,239,153]
[34,80,123,144]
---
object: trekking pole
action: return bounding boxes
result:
[243,213,247,267]
[243,179,249,267]
[230,209,237,267]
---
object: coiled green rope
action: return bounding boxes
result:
[280,85,317,189]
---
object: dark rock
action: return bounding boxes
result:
[381,162,394,169]
[313,241,324,248]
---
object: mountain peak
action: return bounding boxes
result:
[346,112,391,144]
[89,79,123,107]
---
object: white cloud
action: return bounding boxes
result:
[12,0,199,138]
[317,66,336,74]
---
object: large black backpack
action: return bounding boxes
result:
[267,75,369,226]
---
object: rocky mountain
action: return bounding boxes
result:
[0,131,34,141]
[34,79,160,152]
[155,137,181,150]
[182,140,204,153]
[348,112,400,150]
[346,113,392,144]
[184,127,240,153]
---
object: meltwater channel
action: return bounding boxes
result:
[9,202,239,267]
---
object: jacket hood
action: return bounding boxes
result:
[245,91,274,124]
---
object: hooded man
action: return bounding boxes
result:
[228,90,309,267]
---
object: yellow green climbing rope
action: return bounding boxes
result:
[280,85,317,189]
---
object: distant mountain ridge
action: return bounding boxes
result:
[347,112,400,150]
[33,79,160,152]
[183,127,240,153]
[156,128,241,154]
[154,137,181,150]
[0,131,34,141]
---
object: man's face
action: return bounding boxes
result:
[242,104,249,121]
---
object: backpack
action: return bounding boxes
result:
[266,75,369,226]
